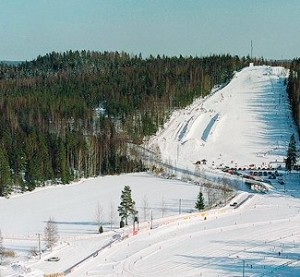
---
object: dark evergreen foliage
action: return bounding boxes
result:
[286,134,297,171]
[195,191,205,211]
[287,58,300,134]
[0,51,252,196]
[118,185,138,225]
[0,147,11,196]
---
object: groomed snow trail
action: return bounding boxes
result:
[71,193,300,277]
[148,65,297,170]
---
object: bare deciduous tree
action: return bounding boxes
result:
[0,229,4,264]
[44,217,59,251]
[142,195,149,222]
[161,197,166,218]
[95,203,104,229]
[109,201,117,230]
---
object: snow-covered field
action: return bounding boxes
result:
[1,65,300,277]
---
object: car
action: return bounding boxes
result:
[230,202,238,207]
[46,256,60,262]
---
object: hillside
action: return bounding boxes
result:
[148,65,299,172]
[1,65,300,277]
[0,52,251,196]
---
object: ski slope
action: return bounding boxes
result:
[148,65,298,170]
[1,65,300,277]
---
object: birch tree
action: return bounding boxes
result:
[44,217,59,251]
[95,203,104,232]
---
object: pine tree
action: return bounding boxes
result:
[44,217,59,251]
[58,140,70,184]
[118,185,138,225]
[286,134,297,171]
[195,191,205,211]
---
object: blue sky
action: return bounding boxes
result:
[0,0,299,61]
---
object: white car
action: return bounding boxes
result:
[46,256,60,262]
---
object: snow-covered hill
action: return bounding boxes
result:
[1,65,300,277]
[148,65,298,170]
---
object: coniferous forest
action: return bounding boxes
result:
[288,58,300,133]
[0,51,264,196]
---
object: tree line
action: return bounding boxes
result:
[0,51,263,196]
[287,58,300,135]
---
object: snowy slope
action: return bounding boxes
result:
[1,65,300,277]
[148,65,298,170]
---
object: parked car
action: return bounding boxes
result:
[46,256,60,262]
[230,202,238,207]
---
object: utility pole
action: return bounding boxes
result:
[37,233,41,260]
[150,210,153,229]
[179,199,182,215]
[133,219,135,234]
[250,40,253,60]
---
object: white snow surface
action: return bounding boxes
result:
[148,65,298,170]
[1,65,300,277]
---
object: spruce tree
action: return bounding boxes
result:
[195,191,205,211]
[58,140,70,184]
[118,185,138,225]
[24,158,37,191]
[286,134,297,171]
[0,148,11,196]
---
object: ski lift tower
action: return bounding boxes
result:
[249,40,254,67]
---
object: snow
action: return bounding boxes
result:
[0,174,200,276]
[148,65,298,170]
[1,65,300,277]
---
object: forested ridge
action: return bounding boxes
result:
[288,58,300,134]
[0,51,259,196]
